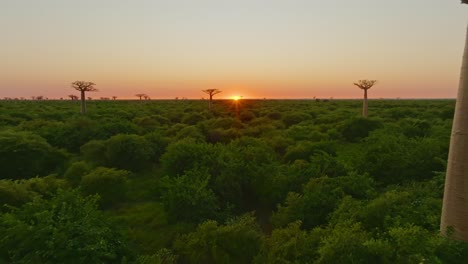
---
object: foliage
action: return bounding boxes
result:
[254,221,322,263]
[0,99,466,262]
[81,134,155,171]
[0,189,130,263]
[0,130,67,179]
[81,167,130,208]
[174,214,263,264]
[340,117,382,142]
[160,169,219,223]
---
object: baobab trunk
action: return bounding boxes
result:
[441,24,468,241]
[80,90,86,114]
[209,95,213,110]
[363,89,368,118]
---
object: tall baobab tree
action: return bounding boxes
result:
[71,81,97,114]
[441,0,468,241]
[112,96,117,100]
[135,94,147,100]
[353,80,377,118]
[202,89,222,110]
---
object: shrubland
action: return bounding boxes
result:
[0,98,466,263]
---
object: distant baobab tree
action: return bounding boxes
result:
[135,94,147,100]
[353,80,377,118]
[143,95,150,100]
[441,0,468,241]
[112,96,117,100]
[71,81,97,114]
[36,96,44,100]
[68,95,78,100]
[202,89,222,110]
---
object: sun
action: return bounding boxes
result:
[232,96,241,101]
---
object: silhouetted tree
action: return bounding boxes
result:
[112,96,117,100]
[143,95,150,100]
[441,0,468,241]
[354,80,377,118]
[71,81,97,114]
[68,95,78,101]
[135,94,147,100]
[202,89,222,110]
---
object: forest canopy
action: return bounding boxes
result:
[0,99,466,263]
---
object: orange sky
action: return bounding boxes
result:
[0,0,466,99]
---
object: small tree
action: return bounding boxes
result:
[353,80,377,118]
[71,81,97,114]
[135,93,147,100]
[112,96,117,100]
[202,89,222,110]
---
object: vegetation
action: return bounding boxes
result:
[354,79,377,118]
[71,81,97,114]
[0,98,466,263]
[202,89,222,110]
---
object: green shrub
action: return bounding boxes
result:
[81,167,130,208]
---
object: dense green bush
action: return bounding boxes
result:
[0,189,130,263]
[160,169,219,223]
[81,167,130,207]
[0,130,67,179]
[81,134,155,171]
[174,215,263,263]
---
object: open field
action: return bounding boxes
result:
[1,99,467,263]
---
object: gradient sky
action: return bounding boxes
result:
[1,0,467,99]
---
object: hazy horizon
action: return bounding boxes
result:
[1,0,467,99]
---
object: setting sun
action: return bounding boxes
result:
[232,96,242,101]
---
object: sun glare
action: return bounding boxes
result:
[232,96,241,101]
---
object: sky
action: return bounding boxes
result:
[0,0,467,99]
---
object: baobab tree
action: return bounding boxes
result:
[71,81,97,114]
[112,96,117,100]
[441,0,468,241]
[202,89,222,110]
[68,95,78,100]
[353,80,377,118]
[135,94,147,100]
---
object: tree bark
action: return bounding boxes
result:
[209,95,213,110]
[80,90,86,114]
[362,89,368,118]
[441,23,468,241]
